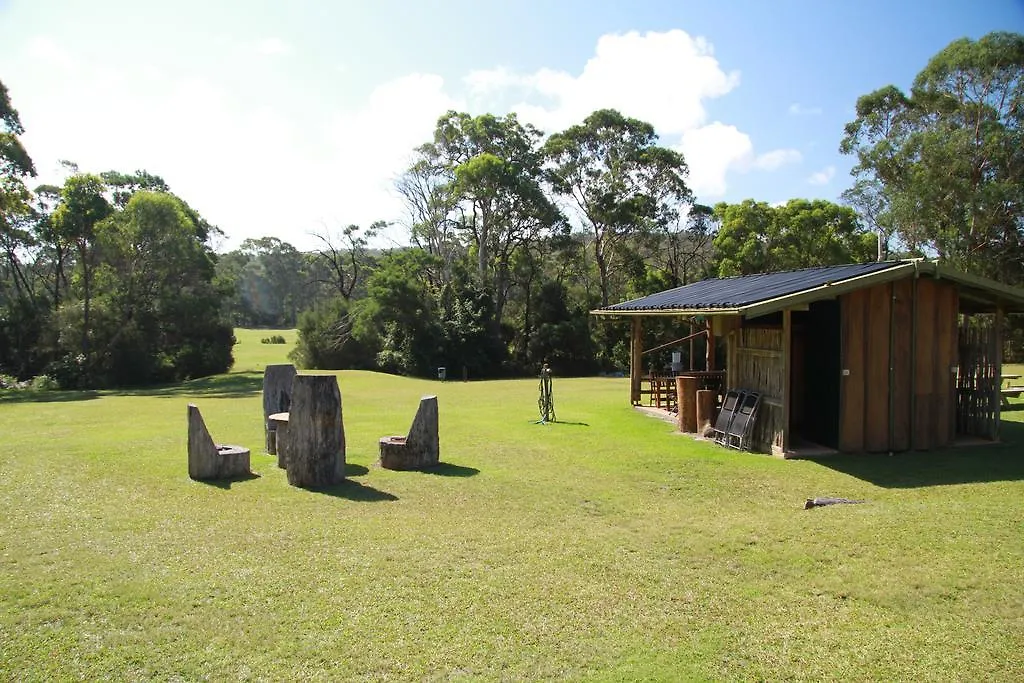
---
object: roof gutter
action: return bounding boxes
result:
[589,307,744,317]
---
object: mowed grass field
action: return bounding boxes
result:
[1,330,1022,680]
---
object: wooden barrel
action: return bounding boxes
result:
[696,389,716,435]
[676,375,699,433]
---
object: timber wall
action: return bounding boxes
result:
[838,277,958,452]
[731,327,785,452]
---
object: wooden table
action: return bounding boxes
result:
[1001,374,1023,407]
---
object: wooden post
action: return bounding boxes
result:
[696,389,716,434]
[994,305,1003,441]
[781,309,792,454]
[705,320,714,371]
[630,317,643,404]
[688,320,695,371]
[676,375,698,433]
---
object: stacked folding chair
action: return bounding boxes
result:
[711,389,762,451]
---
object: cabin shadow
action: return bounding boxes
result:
[197,471,262,489]
[312,479,398,502]
[419,462,480,477]
[811,421,1024,488]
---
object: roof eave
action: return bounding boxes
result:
[738,262,917,318]
[589,307,744,317]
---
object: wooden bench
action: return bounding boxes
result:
[1002,386,1023,407]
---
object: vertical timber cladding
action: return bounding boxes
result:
[914,278,959,450]
[865,283,892,452]
[839,288,868,452]
[733,326,785,451]
[840,277,959,453]
[891,279,914,451]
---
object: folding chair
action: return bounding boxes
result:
[712,389,744,446]
[725,391,761,450]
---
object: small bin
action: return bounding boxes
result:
[437,367,446,381]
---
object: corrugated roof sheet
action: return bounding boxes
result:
[602,261,905,312]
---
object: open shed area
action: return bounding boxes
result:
[594,260,1024,455]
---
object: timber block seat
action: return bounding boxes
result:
[263,364,297,454]
[187,404,250,481]
[268,412,290,468]
[379,396,440,470]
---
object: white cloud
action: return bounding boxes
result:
[8,28,801,248]
[753,148,802,171]
[788,102,822,116]
[469,29,740,135]
[677,124,801,199]
[257,37,291,56]
[27,35,78,72]
[807,165,835,185]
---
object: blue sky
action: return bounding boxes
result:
[1,0,1022,250]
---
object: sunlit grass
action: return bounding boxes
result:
[1,332,1022,679]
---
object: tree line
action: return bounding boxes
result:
[1,32,1021,387]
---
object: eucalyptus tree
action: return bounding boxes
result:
[410,111,564,326]
[50,173,113,360]
[543,108,692,306]
[840,31,1024,283]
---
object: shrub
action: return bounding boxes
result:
[30,374,60,391]
[261,334,287,344]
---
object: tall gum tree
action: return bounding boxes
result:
[543,108,692,307]
[840,31,1024,283]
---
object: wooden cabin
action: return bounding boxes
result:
[592,261,1024,456]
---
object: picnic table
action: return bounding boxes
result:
[1001,374,1023,407]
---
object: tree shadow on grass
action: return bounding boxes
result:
[115,372,264,399]
[528,419,590,427]
[197,471,262,490]
[419,462,480,477]
[0,389,100,404]
[811,421,1024,488]
[345,463,370,477]
[311,479,398,502]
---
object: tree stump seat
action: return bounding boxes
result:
[263,364,297,454]
[379,395,439,470]
[284,375,346,488]
[187,404,250,480]
[268,412,290,469]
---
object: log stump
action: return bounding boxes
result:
[285,375,346,488]
[379,395,439,470]
[263,364,297,454]
[187,404,250,480]
[676,375,698,433]
[696,389,716,435]
[268,412,290,469]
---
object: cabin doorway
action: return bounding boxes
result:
[791,300,841,449]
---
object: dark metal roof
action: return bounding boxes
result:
[600,261,905,313]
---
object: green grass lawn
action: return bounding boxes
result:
[2,332,1022,680]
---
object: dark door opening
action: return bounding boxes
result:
[792,300,841,449]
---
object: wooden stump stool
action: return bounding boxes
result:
[285,375,346,488]
[379,395,440,470]
[187,404,250,480]
[268,412,290,469]
[262,364,297,454]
